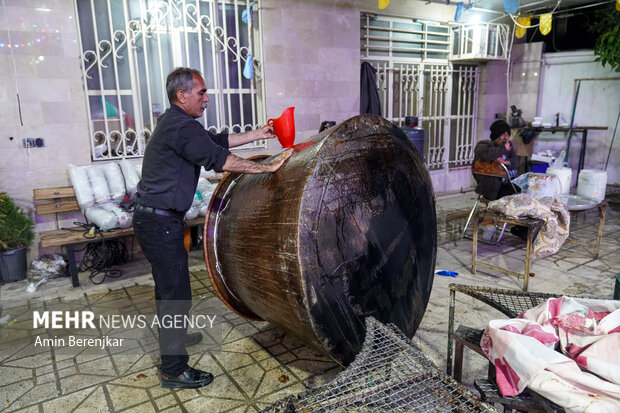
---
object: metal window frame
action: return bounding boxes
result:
[450,23,510,61]
[74,0,267,161]
[361,13,480,171]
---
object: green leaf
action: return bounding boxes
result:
[590,5,620,72]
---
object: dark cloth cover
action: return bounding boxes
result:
[360,62,382,116]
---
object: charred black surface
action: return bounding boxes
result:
[205,115,437,364]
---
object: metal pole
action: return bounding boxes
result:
[605,108,620,170]
[564,79,581,165]
[446,287,456,376]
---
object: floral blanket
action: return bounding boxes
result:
[487,194,570,261]
[481,297,620,412]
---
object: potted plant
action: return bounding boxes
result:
[0,192,34,282]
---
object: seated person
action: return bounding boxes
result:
[473,120,520,201]
[473,120,526,239]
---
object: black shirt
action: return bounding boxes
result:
[136,105,230,212]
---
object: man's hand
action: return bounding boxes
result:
[263,148,293,173]
[228,125,276,147]
[254,125,277,140]
[222,149,293,174]
[504,140,512,151]
[496,157,510,165]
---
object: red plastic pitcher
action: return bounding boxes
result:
[267,107,295,148]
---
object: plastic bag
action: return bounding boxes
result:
[201,190,214,202]
[102,162,126,203]
[185,205,199,220]
[85,206,118,231]
[27,254,67,282]
[186,190,208,218]
[527,173,561,199]
[199,189,214,216]
[551,151,566,169]
[86,165,112,204]
[511,173,530,193]
[120,159,140,198]
[200,169,217,179]
[100,203,132,228]
[68,164,95,209]
[69,163,129,208]
[200,191,214,215]
[511,173,561,199]
[196,177,211,192]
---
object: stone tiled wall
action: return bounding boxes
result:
[509,42,543,123]
[537,51,619,184]
[0,0,481,260]
[0,0,91,258]
[243,0,457,156]
[240,0,362,156]
[478,60,509,139]
[264,1,360,138]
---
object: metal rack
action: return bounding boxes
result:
[446,284,570,412]
[263,317,496,412]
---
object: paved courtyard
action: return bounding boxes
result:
[0,191,618,412]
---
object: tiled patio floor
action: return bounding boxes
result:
[1,191,618,412]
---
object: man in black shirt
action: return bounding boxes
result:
[133,67,292,389]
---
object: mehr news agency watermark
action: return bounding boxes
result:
[31,308,218,351]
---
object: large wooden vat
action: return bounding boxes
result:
[204,115,436,364]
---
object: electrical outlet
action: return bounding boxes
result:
[22,137,45,148]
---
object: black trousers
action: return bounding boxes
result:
[497,182,521,199]
[132,209,191,376]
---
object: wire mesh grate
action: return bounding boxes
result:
[262,317,496,412]
[450,284,558,318]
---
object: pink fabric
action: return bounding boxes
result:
[522,324,558,345]
[482,297,620,412]
[494,359,522,396]
[548,297,563,318]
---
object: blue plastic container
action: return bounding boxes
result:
[530,161,549,173]
[401,125,425,159]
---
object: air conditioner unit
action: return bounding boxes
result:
[450,23,510,61]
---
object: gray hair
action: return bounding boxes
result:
[166,67,202,103]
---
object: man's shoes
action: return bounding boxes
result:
[160,367,214,389]
[185,332,203,347]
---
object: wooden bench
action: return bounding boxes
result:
[34,186,205,287]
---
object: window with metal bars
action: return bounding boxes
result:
[76,0,266,161]
[361,13,479,170]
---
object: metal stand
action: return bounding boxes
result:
[564,200,607,259]
[472,211,543,291]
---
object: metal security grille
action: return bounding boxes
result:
[75,0,266,161]
[451,23,510,61]
[262,317,496,412]
[361,13,451,62]
[449,65,479,168]
[361,13,479,171]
